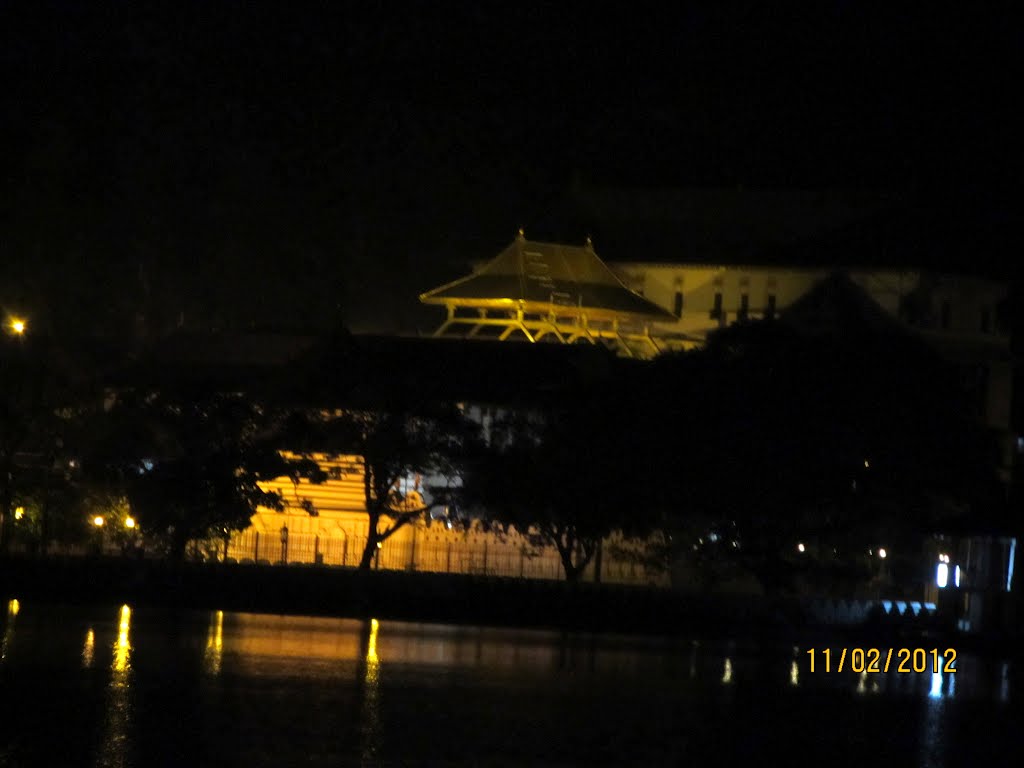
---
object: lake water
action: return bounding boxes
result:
[0,597,1020,767]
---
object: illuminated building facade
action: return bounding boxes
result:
[228,451,665,585]
[419,230,676,357]
[415,233,1018,605]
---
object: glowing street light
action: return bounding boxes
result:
[797,542,806,553]
[124,516,136,529]
[9,317,26,335]
[14,506,24,521]
[92,516,105,527]
[878,548,887,559]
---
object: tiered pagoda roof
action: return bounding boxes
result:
[419,232,675,323]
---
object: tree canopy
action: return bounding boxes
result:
[639,316,1007,592]
[283,402,480,570]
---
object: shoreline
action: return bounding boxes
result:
[2,555,1019,659]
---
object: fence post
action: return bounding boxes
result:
[482,540,488,576]
[446,542,452,573]
[253,531,259,562]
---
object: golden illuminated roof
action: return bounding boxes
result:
[419,234,676,322]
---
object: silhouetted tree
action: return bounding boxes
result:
[0,331,86,554]
[644,313,1006,593]
[464,392,657,583]
[283,404,478,570]
[88,389,323,559]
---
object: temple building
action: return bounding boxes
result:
[228,451,666,586]
[415,229,1018,611]
[420,231,1013,463]
[419,229,676,357]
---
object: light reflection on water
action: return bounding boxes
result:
[1,600,1021,767]
[359,618,382,767]
[96,605,133,768]
[1,598,18,662]
[83,628,95,668]
[204,610,224,676]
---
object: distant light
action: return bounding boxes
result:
[721,658,733,684]
[9,317,26,335]
[954,565,961,588]
[125,516,136,529]
[864,459,870,468]
[92,516,105,527]
[797,543,805,553]
[937,563,949,589]
[708,532,719,543]
[376,541,382,549]
[878,548,887,559]
[14,506,24,521]
[7,599,19,617]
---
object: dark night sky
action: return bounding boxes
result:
[1,4,1018,336]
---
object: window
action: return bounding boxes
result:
[941,300,952,330]
[711,292,723,320]
[673,291,684,318]
[766,294,777,319]
[738,293,749,321]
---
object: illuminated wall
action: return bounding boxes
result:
[226,452,667,586]
[609,264,1007,344]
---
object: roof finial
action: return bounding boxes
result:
[517,227,525,241]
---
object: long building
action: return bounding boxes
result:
[414,228,1018,620]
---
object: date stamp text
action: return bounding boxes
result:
[805,648,957,674]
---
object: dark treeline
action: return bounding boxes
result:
[0,315,1007,594]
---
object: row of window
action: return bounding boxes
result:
[932,300,996,334]
[669,291,776,321]
[666,290,996,333]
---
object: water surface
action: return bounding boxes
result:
[0,597,1020,766]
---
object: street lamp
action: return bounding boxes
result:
[8,317,26,335]
[125,516,136,529]
[92,516,105,528]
